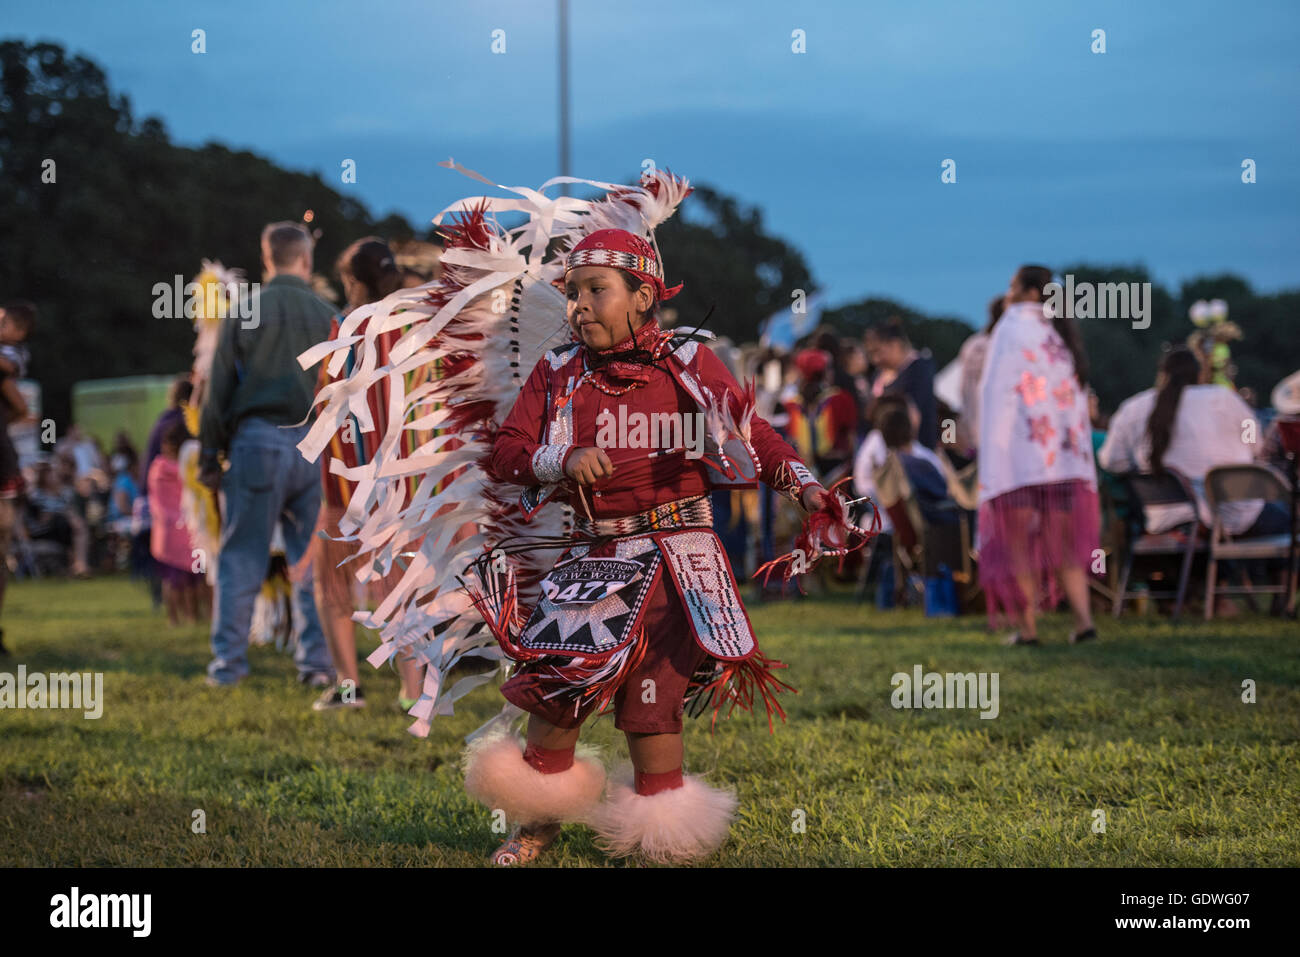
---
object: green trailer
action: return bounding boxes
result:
[71,375,179,455]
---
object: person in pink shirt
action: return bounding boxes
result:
[148,422,209,625]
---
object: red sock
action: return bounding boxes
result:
[635,767,683,796]
[523,742,575,774]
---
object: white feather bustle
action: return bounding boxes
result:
[462,732,606,827]
[582,766,738,863]
[296,163,694,736]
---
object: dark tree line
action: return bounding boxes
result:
[0,40,419,426]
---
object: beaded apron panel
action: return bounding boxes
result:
[515,527,758,664]
[653,528,757,660]
[518,537,662,658]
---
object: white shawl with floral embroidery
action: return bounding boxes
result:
[976,301,1096,504]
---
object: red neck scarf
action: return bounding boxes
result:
[584,318,670,387]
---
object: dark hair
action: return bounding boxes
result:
[3,300,36,336]
[1146,347,1201,475]
[871,316,910,345]
[875,397,914,449]
[871,392,909,426]
[985,295,1005,334]
[170,375,194,408]
[811,328,843,360]
[261,222,312,268]
[113,445,138,472]
[1013,264,1089,388]
[162,420,192,452]
[338,238,403,306]
[617,269,658,322]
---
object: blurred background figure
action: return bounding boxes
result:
[310,237,405,711]
[976,265,1099,646]
[23,460,91,578]
[782,347,858,482]
[61,425,107,482]
[138,375,194,610]
[1099,347,1283,539]
[866,317,938,450]
[198,221,335,688]
[955,295,1004,455]
[148,420,209,625]
[0,300,37,654]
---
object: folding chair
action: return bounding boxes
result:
[1203,464,1297,620]
[1112,470,1203,621]
[1276,417,1300,617]
[1089,468,1126,608]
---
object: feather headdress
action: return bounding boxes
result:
[297,161,693,735]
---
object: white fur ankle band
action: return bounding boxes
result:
[463,733,606,827]
[583,770,738,863]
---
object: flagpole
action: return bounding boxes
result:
[558,0,571,198]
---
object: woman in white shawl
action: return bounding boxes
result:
[977,265,1099,645]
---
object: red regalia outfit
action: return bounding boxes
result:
[296,165,867,865]
[484,309,825,732]
[461,226,828,863]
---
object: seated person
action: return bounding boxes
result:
[875,400,961,528]
[1098,347,1288,538]
[854,394,954,529]
[23,461,91,576]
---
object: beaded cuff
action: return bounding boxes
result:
[531,444,572,484]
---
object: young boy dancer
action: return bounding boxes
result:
[465,227,840,865]
[297,166,865,867]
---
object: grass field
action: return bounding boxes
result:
[1,575,1297,867]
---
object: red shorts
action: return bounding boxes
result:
[500,570,712,735]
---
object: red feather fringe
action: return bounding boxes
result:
[689,650,796,735]
[753,476,879,592]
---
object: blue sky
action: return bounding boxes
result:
[7,0,1300,325]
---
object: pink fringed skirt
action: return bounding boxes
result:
[977,479,1100,628]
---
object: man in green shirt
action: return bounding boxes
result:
[200,222,337,687]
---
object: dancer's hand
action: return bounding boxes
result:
[801,485,848,547]
[565,447,615,485]
[801,485,831,513]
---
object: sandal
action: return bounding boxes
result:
[1003,631,1040,646]
[490,822,561,866]
[1069,627,1098,645]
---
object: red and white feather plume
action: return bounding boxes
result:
[296,161,693,736]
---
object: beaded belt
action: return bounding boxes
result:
[574,495,713,538]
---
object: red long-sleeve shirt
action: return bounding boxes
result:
[488,333,821,519]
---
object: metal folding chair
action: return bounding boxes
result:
[1203,463,1296,620]
[1276,418,1300,617]
[1112,469,1203,621]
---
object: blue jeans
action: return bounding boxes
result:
[208,417,331,683]
[1243,501,1291,538]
